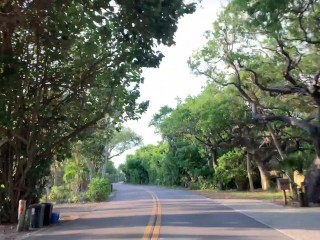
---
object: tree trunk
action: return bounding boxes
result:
[85,159,94,181]
[7,145,17,223]
[1,143,36,223]
[305,135,320,203]
[287,171,298,201]
[253,153,270,190]
[247,153,254,191]
[101,160,107,178]
[210,147,223,190]
[101,149,110,178]
[267,123,285,160]
[305,158,320,203]
[267,124,298,199]
[207,158,213,173]
[210,147,218,168]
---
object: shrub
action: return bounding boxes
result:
[69,192,88,203]
[188,182,200,190]
[198,177,214,190]
[86,178,111,202]
[48,185,70,203]
[214,148,248,190]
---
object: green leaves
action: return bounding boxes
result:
[215,148,248,190]
[190,0,320,128]
[1,0,197,223]
[159,85,248,149]
[115,0,196,46]
[230,0,291,31]
[86,178,111,202]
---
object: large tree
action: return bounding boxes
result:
[160,86,248,171]
[159,85,278,190]
[102,128,141,178]
[189,0,320,201]
[0,0,197,222]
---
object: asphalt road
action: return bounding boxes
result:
[23,183,292,240]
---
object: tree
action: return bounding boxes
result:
[160,85,248,173]
[102,128,142,178]
[62,142,89,196]
[0,0,197,222]
[75,125,141,180]
[120,157,149,184]
[120,144,168,184]
[120,141,212,188]
[189,0,320,201]
[167,140,212,188]
[149,106,173,133]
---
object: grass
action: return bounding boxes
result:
[197,189,284,202]
[227,190,283,199]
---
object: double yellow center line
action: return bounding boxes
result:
[142,191,162,240]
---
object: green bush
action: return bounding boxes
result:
[188,182,200,190]
[198,177,214,190]
[69,192,88,203]
[86,178,111,202]
[214,148,248,190]
[48,185,70,203]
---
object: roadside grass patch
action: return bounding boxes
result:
[198,189,283,202]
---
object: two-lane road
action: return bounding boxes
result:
[23,183,291,240]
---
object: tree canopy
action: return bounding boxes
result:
[189,0,320,201]
[121,0,320,201]
[0,0,197,223]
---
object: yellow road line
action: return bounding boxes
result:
[151,194,161,240]
[142,191,162,240]
[142,192,156,240]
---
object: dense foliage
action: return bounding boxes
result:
[46,126,138,204]
[0,0,196,222]
[119,1,320,204]
[2,0,320,223]
[86,178,111,202]
[121,141,213,189]
[215,149,249,190]
[189,0,320,201]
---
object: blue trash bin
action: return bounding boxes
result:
[50,212,60,224]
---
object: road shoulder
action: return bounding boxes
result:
[206,198,320,240]
[1,191,117,240]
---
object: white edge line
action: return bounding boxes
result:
[203,197,295,240]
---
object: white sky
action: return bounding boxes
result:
[113,0,226,167]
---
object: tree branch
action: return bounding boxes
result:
[0,138,9,147]
[238,62,308,96]
[49,89,116,152]
[254,113,312,133]
[195,69,234,87]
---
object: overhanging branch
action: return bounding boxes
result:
[254,113,312,133]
